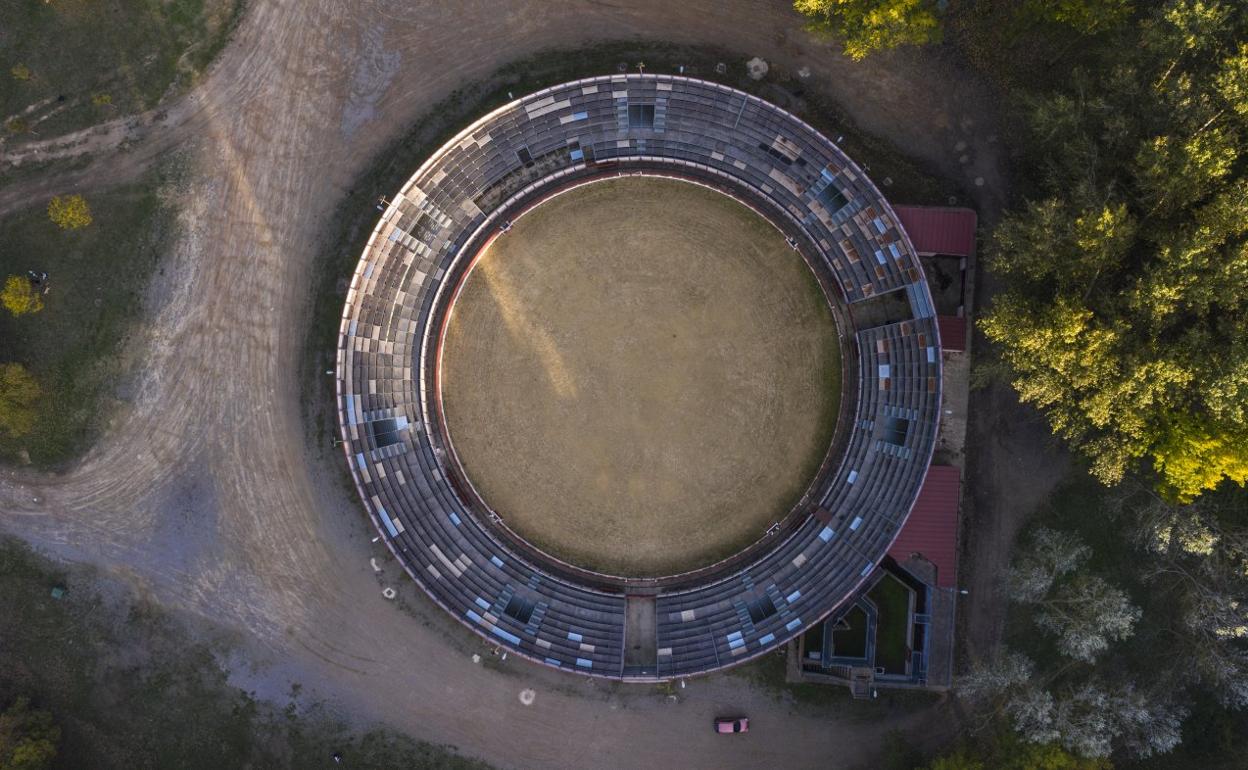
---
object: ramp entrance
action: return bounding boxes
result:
[624,595,658,675]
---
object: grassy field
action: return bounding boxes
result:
[0,537,490,769]
[0,164,182,467]
[441,177,842,576]
[832,605,869,658]
[0,0,242,137]
[867,574,912,674]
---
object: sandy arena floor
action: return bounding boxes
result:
[440,177,842,576]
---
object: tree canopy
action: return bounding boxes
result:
[960,650,1185,759]
[922,730,1112,769]
[1022,0,1135,34]
[1008,528,1141,662]
[1128,484,1248,707]
[1,276,43,317]
[981,1,1248,501]
[0,697,59,770]
[794,0,942,60]
[963,481,1248,757]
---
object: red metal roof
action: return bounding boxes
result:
[937,315,967,353]
[893,206,978,257]
[889,465,961,587]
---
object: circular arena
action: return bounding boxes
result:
[336,74,941,680]
[439,175,843,577]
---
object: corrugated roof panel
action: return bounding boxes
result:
[893,205,978,257]
[888,465,962,587]
[937,315,967,352]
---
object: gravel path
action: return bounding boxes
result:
[0,2,1006,767]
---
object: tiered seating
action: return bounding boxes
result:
[336,74,942,680]
[652,318,939,676]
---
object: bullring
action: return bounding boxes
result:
[336,74,941,680]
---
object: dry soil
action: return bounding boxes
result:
[441,177,840,576]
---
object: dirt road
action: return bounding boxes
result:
[0,1,1005,766]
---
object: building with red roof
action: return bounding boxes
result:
[937,315,967,353]
[888,464,962,587]
[893,206,978,257]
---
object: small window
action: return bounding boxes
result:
[883,416,911,447]
[369,418,402,448]
[747,596,778,624]
[818,185,849,213]
[628,103,655,129]
[504,595,535,624]
[757,142,793,166]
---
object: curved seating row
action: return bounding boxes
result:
[336,74,941,679]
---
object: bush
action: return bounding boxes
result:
[46,196,92,230]
[1,277,42,317]
[0,696,60,770]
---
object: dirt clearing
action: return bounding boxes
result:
[440,177,842,576]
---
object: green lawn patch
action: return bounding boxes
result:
[867,574,912,675]
[0,0,243,137]
[832,605,869,658]
[0,164,183,468]
[0,537,490,769]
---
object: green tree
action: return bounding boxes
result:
[1007,529,1140,662]
[794,0,942,60]
[1034,575,1141,662]
[46,195,92,230]
[1,276,43,317]
[927,747,984,770]
[923,731,1113,769]
[1007,526,1091,602]
[0,697,59,770]
[980,0,1248,500]
[0,364,41,439]
[959,650,1183,759]
[1130,485,1248,707]
[1023,0,1135,34]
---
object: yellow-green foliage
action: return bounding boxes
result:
[794,0,941,60]
[2,276,43,317]
[981,2,1248,501]
[91,93,112,107]
[0,364,41,439]
[1031,0,1135,34]
[923,734,1113,769]
[9,64,32,81]
[1152,418,1248,502]
[0,696,60,770]
[47,195,92,230]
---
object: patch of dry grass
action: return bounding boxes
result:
[441,177,842,576]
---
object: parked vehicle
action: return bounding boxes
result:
[714,717,748,734]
